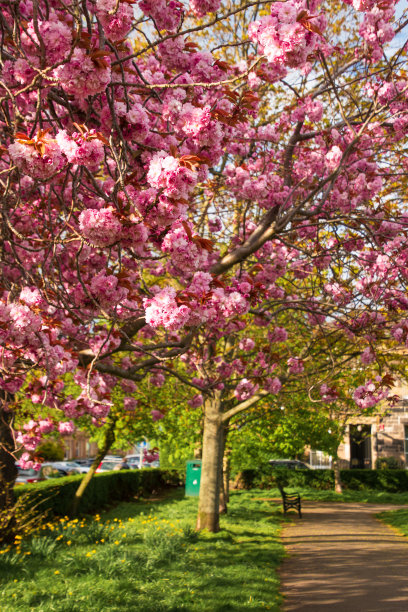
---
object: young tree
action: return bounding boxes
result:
[2,0,408,534]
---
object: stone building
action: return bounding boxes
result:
[63,432,99,460]
[337,381,408,469]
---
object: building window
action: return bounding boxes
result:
[405,425,408,466]
[350,424,372,469]
[309,450,332,469]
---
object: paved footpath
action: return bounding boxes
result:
[280,502,408,612]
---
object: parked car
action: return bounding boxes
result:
[42,461,88,475]
[15,466,45,485]
[125,454,160,469]
[73,458,95,467]
[125,454,142,469]
[39,463,70,478]
[269,459,310,470]
[95,458,123,473]
[142,460,160,469]
[15,463,66,484]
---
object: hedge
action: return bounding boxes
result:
[14,469,184,518]
[237,468,408,492]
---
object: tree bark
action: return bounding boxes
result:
[223,451,230,503]
[0,396,18,544]
[219,424,230,514]
[71,417,116,517]
[333,457,342,494]
[193,420,203,459]
[0,398,17,513]
[196,393,223,532]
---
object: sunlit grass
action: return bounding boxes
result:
[0,490,284,612]
[257,486,408,505]
[377,509,408,536]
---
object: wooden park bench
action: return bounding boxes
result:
[277,482,302,518]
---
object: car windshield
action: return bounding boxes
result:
[100,461,119,470]
[17,468,38,476]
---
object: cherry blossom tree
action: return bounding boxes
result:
[1,0,408,531]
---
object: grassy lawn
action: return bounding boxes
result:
[0,490,284,612]
[260,486,408,505]
[377,508,408,536]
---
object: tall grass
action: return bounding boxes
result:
[0,490,284,612]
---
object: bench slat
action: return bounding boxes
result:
[277,483,302,518]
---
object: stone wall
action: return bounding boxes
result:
[337,403,408,468]
[376,402,408,465]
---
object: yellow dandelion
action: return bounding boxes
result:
[54,570,60,575]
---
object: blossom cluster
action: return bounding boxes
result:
[248,0,327,71]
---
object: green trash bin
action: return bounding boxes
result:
[185,460,201,496]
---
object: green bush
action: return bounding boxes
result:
[375,456,401,469]
[35,440,65,461]
[14,469,184,518]
[237,467,335,490]
[340,469,408,492]
[237,467,408,492]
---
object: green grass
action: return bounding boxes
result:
[259,486,408,505]
[377,508,408,536]
[0,490,284,612]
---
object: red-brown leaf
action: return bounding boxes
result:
[182,221,193,240]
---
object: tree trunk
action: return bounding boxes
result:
[0,396,18,544]
[193,445,202,459]
[196,394,223,532]
[71,418,116,517]
[193,422,203,459]
[219,424,230,514]
[223,451,231,502]
[333,458,342,494]
[0,398,17,512]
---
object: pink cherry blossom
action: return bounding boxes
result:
[188,394,204,408]
[265,377,282,394]
[79,207,122,247]
[234,378,259,401]
[58,421,76,435]
[147,152,198,200]
[144,287,191,330]
[9,135,65,180]
[54,48,111,99]
[287,358,305,374]
[189,0,221,17]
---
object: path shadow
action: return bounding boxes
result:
[281,503,408,611]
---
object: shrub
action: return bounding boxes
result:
[143,525,185,569]
[236,467,335,490]
[35,440,65,461]
[0,490,49,546]
[375,456,401,470]
[236,467,408,492]
[14,469,184,518]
